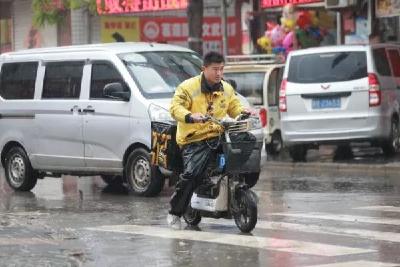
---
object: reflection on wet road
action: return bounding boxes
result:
[1,164,400,266]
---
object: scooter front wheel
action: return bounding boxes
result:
[233,189,257,233]
[183,205,202,226]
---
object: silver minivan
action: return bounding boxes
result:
[0,43,204,195]
[281,44,400,161]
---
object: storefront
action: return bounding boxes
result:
[255,0,338,54]
[375,0,400,43]
[96,0,243,55]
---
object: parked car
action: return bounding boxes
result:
[0,43,257,195]
[280,44,400,161]
[224,54,285,155]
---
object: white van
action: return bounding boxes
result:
[224,55,285,155]
[281,44,400,161]
[0,43,205,196]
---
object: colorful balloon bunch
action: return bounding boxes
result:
[257,4,327,56]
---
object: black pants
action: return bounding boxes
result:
[169,138,219,216]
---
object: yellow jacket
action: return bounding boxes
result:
[170,74,244,146]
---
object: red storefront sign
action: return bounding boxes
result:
[96,0,188,14]
[140,17,242,54]
[261,0,323,8]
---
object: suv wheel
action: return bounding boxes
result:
[4,146,37,191]
[101,175,123,185]
[125,148,165,197]
[265,132,283,155]
[382,119,400,156]
[288,145,307,162]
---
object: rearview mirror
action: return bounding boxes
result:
[103,82,130,101]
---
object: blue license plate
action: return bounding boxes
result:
[312,98,341,109]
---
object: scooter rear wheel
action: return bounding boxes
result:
[183,205,202,226]
[234,190,257,233]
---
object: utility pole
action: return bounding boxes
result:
[221,0,228,57]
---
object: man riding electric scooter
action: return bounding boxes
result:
[167,51,252,229]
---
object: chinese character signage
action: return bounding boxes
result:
[261,0,323,8]
[97,0,188,14]
[376,0,400,18]
[140,17,241,54]
[101,16,140,43]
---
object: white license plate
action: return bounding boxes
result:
[312,98,341,109]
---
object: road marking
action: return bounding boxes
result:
[87,224,375,257]
[270,212,400,226]
[203,218,400,243]
[356,206,400,213]
[304,260,399,267]
[0,237,58,245]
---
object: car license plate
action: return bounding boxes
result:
[312,98,341,109]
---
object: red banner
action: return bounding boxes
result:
[261,0,323,8]
[140,17,242,54]
[97,0,188,14]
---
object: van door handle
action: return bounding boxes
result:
[82,106,95,113]
[70,105,82,112]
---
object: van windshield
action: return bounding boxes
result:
[288,51,367,83]
[223,72,264,105]
[119,51,202,98]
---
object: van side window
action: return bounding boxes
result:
[373,48,391,76]
[0,62,37,99]
[42,61,84,99]
[90,62,127,99]
[387,49,400,77]
[267,69,279,106]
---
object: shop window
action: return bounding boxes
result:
[42,62,84,99]
[387,49,400,78]
[90,62,127,99]
[373,48,391,76]
[0,62,37,99]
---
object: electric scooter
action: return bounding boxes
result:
[183,115,263,233]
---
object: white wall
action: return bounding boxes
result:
[13,0,57,51]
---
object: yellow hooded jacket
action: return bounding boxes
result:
[170,74,244,146]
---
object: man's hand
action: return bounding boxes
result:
[190,113,207,123]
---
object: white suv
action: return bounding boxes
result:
[280,44,400,161]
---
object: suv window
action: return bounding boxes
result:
[90,62,128,99]
[373,48,391,76]
[42,61,84,99]
[267,68,282,106]
[288,52,367,83]
[0,62,37,99]
[223,72,264,105]
[387,49,400,77]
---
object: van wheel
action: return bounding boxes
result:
[4,146,37,191]
[382,119,400,156]
[265,132,283,155]
[101,175,123,185]
[289,145,307,162]
[125,148,165,197]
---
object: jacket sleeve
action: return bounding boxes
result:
[227,91,244,119]
[170,84,192,123]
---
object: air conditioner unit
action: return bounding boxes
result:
[325,0,357,9]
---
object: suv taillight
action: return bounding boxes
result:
[279,79,287,112]
[368,73,381,107]
[259,108,267,127]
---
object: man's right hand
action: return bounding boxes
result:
[190,113,207,123]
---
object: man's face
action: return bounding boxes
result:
[202,62,224,85]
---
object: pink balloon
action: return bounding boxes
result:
[283,31,295,53]
[271,25,285,47]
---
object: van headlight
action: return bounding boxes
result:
[148,104,175,123]
[249,117,262,130]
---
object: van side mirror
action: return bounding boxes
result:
[103,82,130,101]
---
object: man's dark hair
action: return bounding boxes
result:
[203,51,225,67]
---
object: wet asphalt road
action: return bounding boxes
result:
[1,147,400,267]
